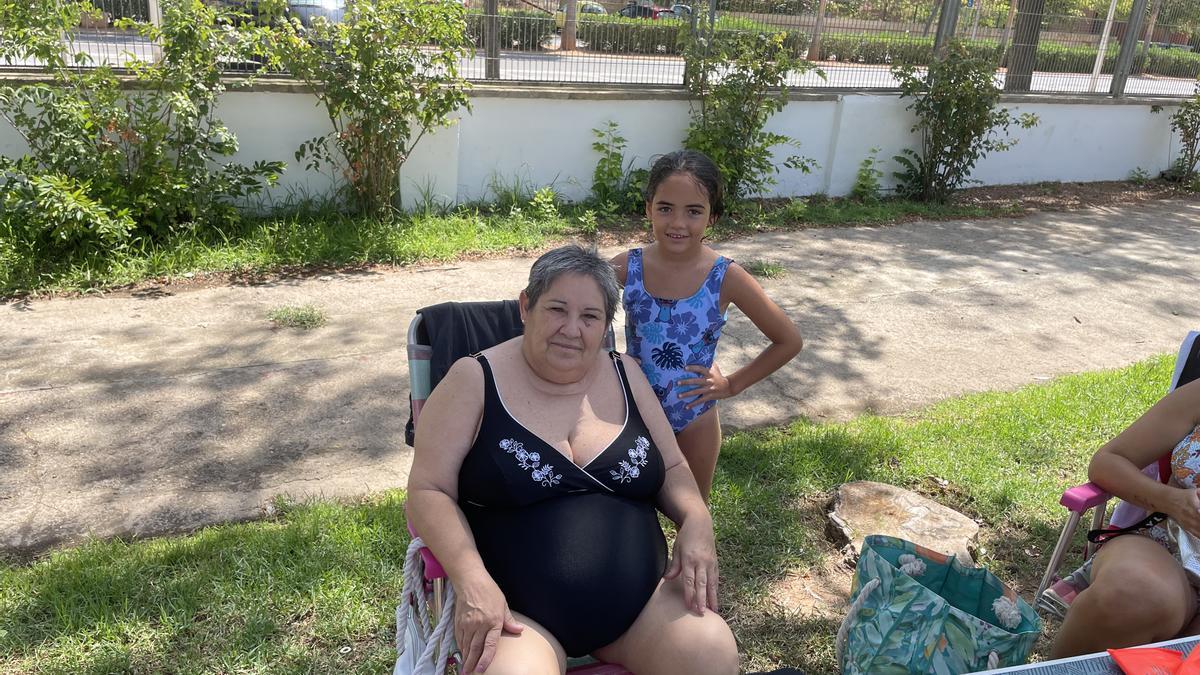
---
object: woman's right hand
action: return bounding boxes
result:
[454,576,525,673]
[1167,486,1200,537]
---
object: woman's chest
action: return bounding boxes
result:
[501,393,626,467]
[1170,425,1200,487]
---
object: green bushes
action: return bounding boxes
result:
[576,14,807,56]
[277,0,472,215]
[684,27,821,201]
[0,0,282,258]
[1164,89,1200,186]
[1136,46,1200,79]
[813,32,1199,78]
[465,10,552,51]
[577,15,687,54]
[892,42,1038,202]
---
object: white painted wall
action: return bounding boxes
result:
[0,86,1183,206]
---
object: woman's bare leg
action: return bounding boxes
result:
[1051,535,1196,658]
[483,611,567,675]
[593,577,738,675]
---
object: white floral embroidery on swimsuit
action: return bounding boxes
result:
[610,436,650,483]
[500,438,561,487]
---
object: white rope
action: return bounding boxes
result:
[397,537,459,675]
[987,650,1000,670]
[835,577,880,673]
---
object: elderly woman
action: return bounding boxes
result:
[1051,377,1200,657]
[406,245,739,675]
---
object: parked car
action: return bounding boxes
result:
[213,0,345,28]
[283,0,346,27]
[555,0,607,29]
[662,3,691,19]
[616,0,671,19]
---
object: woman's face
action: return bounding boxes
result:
[520,273,609,377]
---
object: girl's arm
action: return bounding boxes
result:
[406,356,524,674]
[1089,378,1200,534]
[683,262,803,408]
[609,250,630,285]
[619,353,720,615]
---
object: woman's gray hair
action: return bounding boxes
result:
[524,244,620,324]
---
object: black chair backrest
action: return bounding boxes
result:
[1178,332,1200,389]
[417,300,525,392]
[404,300,525,447]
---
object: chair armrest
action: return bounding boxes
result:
[419,547,448,580]
[1060,482,1112,513]
[407,518,449,580]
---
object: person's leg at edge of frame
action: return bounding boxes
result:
[592,577,739,675]
[482,611,566,675]
[675,406,721,502]
[1049,534,1196,659]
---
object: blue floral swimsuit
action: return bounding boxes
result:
[622,248,731,433]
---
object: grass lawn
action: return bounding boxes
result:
[0,355,1172,673]
[0,197,1015,296]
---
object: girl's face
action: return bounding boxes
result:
[645,172,716,255]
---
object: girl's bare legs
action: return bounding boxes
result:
[676,406,721,501]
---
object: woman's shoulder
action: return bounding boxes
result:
[441,354,486,390]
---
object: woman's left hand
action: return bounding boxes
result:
[679,364,735,409]
[664,515,719,615]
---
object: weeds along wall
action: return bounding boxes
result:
[0,85,1182,206]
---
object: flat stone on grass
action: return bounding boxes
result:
[827,480,979,564]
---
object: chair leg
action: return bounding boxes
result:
[1038,510,1083,601]
[1086,503,1108,559]
[432,577,445,621]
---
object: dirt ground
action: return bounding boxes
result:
[11,179,1189,302]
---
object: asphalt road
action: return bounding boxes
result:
[2,29,1193,97]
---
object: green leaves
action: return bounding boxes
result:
[2,172,136,251]
[589,121,644,214]
[891,42,1038,203]
[273,0,473,216]
[682,24,823,204]
[1164,87,1200,187]
[0,0,284,258]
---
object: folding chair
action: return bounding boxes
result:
[1035,330,1200,613]
[398,300,626,675]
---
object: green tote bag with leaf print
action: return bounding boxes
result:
[837,535,1041,675]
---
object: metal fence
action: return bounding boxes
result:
[4,0,1200,96]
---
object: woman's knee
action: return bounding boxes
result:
[484,645,563,675]
[655,614,739,675]
[1082,575,1191,628]
[688,616,740,674]
[484,617,566,675]
[1083,542,1195,630]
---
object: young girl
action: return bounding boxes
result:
[611,150,804,499]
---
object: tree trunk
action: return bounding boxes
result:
[1136,0,1163,74]
[970,0,983,40]
[562,0,578,51]
[998,1,1018,63]
[923,0,941,36]
[807,0,829,61]
[1004,0,1046,92]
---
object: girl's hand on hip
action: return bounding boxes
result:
[680,364,734,409]
[454,576,524,673]
[663,516,720,615]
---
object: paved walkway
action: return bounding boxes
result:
[2,200,1198,558]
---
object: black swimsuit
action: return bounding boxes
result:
[457,352,667,657]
